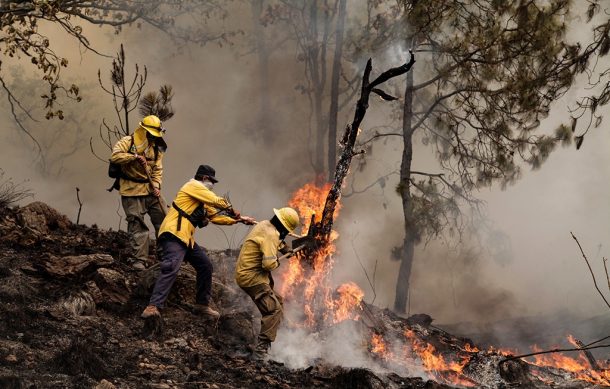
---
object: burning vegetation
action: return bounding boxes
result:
[0,185,607,388]
[270,180,610,388]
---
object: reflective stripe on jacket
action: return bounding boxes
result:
[235,220,281,288]
[110,134,163,196]
[159,179,237,247]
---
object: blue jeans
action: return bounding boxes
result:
[149,233,213,307]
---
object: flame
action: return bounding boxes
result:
[523,336,610,386]
[462,343,479,353]
[280,181,358,328]
[332,282,364,323]
[404,329,476,387]
[371,333,392,360]
[277,180,610,388]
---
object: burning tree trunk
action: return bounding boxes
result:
[282,54,416,329]
[317,52,416,242]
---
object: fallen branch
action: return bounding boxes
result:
[572,338,600,371]
[571,232,610,310]
[499,343,610,365]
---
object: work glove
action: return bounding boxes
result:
[134,154,147,167]
[239,216,256,225]
[278,243,292,255]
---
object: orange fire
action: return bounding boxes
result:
[277,181,610,388]
[371,333,393,361]
[280,181,358,327]
[524,336,610,386]
[331,282,364,323]
[404,329,476,387]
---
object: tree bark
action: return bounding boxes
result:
[319,54,416,240]
[327,0,346,182]
[308,1,325,178]
[394,64,416,314]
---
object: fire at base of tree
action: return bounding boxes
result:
[2,1,610,388]
[0,200,608,388]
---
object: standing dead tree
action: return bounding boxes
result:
[75,187,83,224]
[313,52,416,243]
[91,45,174,160]
[97,44,147,141]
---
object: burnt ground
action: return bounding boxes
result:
[0,202,450,389]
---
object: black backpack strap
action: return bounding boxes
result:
[172,202,186,231]
[107,177,121,192]
[172,202,207,231]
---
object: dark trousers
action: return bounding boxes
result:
[149,233,213,307]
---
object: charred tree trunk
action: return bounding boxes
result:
[318,54,416,240]
[327,0,347,182]
[394,66,416,314]
[251,0,271,142]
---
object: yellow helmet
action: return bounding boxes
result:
[139,115,164,137]
[273,207,300,233]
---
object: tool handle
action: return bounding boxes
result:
[144,167,168,216]
[277,244,306,262]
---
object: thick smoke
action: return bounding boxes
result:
[0,1,609,357]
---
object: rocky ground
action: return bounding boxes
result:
[0,202,454,389]
[0,202,606,389]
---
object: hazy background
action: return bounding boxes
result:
[1,2,609,350]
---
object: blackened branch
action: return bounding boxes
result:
[318,52,416,240]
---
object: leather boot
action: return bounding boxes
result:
[253,340,271,361]
[141,305,160,319]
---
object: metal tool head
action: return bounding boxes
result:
[291,214,321,254]
[291,235,317,251]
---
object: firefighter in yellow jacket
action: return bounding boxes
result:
[110,115,166,268]
[235,207,299,359]
[141,164,255,319]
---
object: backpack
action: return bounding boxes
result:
[173,202,209,230]
[107,136,161,192]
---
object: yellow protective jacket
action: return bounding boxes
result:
[110,133,163,197]
[235,220,282,288]
[159,179,238,247]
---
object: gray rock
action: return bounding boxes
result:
[94,379,116,389]
[94,268,130,305]
[39,254,114,278]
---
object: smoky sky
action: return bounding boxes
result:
[0,1,609,336]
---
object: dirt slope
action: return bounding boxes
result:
[0,203,445,389]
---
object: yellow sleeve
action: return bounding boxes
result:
[110,137,136,164]
[205,202,239,225]
[260,236,279,271]
[185,184,231,210]
[150,152,163,189]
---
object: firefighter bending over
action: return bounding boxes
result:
[235,207,299,360]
